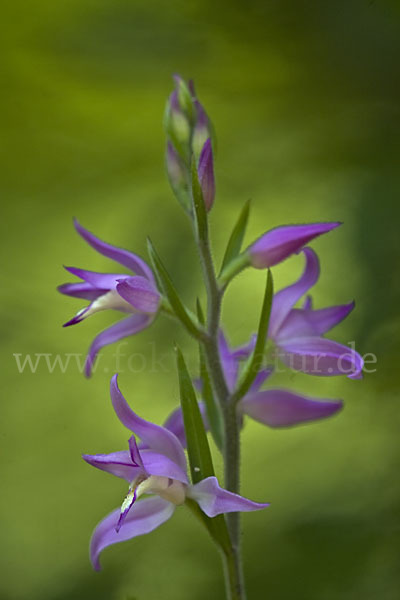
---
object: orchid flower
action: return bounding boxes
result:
[58,220,160,376]
[218,331,344,428]
[83,375,269,570]
[229,247,363,379]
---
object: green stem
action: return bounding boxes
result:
[221,547,246,600]
[218,252,250,289]
[195,226,246,600]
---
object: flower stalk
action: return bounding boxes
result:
[193,183,247,599]
[59,75,364,600]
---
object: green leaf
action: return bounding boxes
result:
[196,300,224,451]
[220,199,251,274]
[176,344,232,554]
[176,345,214,483]
[147,238,203,340]
[185,498,231,555]
[234,269,273,400]
[191,156,208,242]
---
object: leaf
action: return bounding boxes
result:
[185,498,231,555]
[220,199,251,274]
[176,345,214,483]
[196,299,224,451]
[176,344,232,554]
[147,238,202,340]
[235,269,273,400]
[191,157,208,242]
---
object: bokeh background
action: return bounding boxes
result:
[2,1,400,599]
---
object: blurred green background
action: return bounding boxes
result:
[1,1,400,599]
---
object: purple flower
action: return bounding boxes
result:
[58,220,160,377]
[267,247,364,378]
[248,222,341,268]
[198,138,215,211]
[217,330,344,427]
[84,375,268,570]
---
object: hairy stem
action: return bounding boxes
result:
[221,546,246,600]
[196,230,246,600]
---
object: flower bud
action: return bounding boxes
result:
[164,89,191,159]
[248,222,341,268]
[198,138,215,212]
[166,141,191,211]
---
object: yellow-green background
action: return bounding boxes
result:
[1,1,399,599]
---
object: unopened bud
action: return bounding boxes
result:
[198,138,215,212]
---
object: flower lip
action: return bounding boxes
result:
[116,276,161,314]
[63,307,89,327]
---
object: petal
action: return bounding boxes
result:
[198,138,215,212]
[140,450,188,483]
[58,282,107,301]
[82,451,141,482]
[218,330,239,392]
[269,248,320,338]
[63,290,134,328]
[277,302,355,341]
[74,219,155,282]
[90,497,175,571]
[248,367,274,394]
[248,222,341,269]
[63,306,91,327]
[116,276,160,314]
[188,476,269,517]
[63,266,126,290]
[128,436,144,469]
[278,336,364,378]
[231,334,257,360]
[161,402,208,449]
[110,375,187,473]
[85,314,152,377]
[240,389,343,427]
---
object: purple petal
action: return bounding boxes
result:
[140,450,188,483]
[63,306,90,327]
[58,282,107,301]
[218,330,239,392]
[128,436,144,469]
[116,489,138,533]
[84,314,152,377]
[74,219,154,282]
[249,222,341,269]
[277,302,355,341]
[188,476,269,517]
[231,334,257,360]
[82,451,141,482]
[161,402,208,449]
[63,266,126,290]
[116,276,160,314]
[110,375,187,473]
[277,336,364,378]
[240,389,343,427]
[198,138,215,212]
[248,367,274,394]
[90,497,175,571]
[269,248,320,338]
